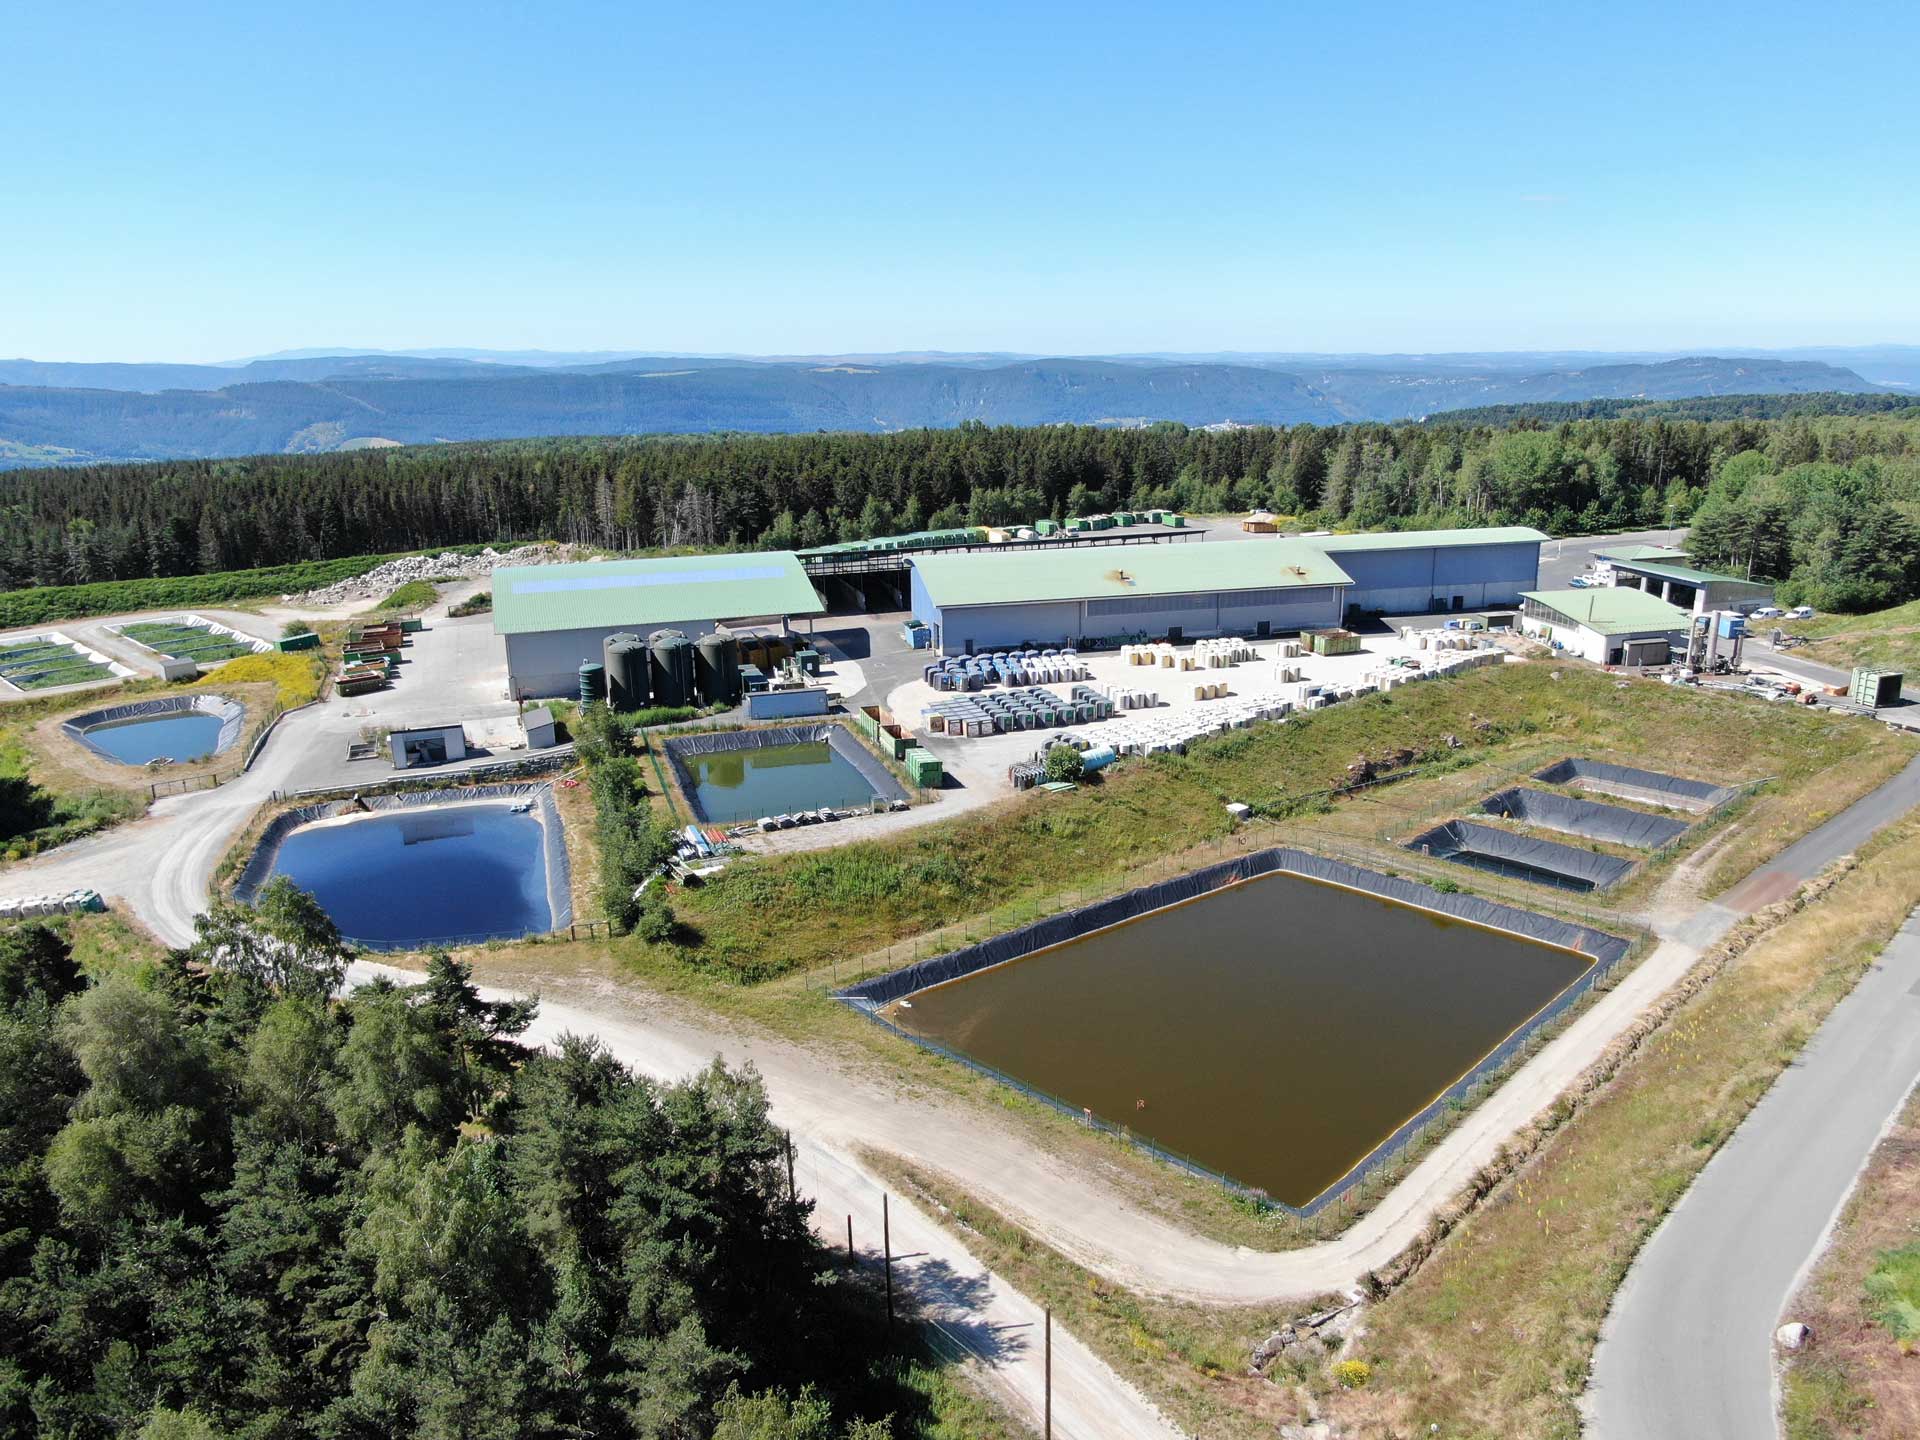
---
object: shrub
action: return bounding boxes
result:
[1043,744,1085,783]
[281,620,313,638]
[1333,1359,1371,1389]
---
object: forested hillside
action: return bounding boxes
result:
[0,909,969,1438]
[4,408,1918,612]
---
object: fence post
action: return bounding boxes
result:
[882,1193,893,1331]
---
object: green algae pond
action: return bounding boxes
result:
[884,870,1593,1207]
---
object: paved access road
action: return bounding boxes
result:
[1586,908,1920,1440]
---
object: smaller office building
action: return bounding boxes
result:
[910,541,1352,654]
[1520,589,1691,666]
[493,552,825,699]
[1603,556,1774,616]
[391,722,468,769]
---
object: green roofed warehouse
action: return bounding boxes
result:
[908,526,1546,653]
[493,553,823,699]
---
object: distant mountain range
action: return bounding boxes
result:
[0,349,1905,468]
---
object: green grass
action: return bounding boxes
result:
[1865,1243,1920,1342]
[659,663,1907,982]
[1,697,142,857]
[448,590,492,617]
[0,639,111,691]
[120,621,258,664]
[377,578,443,612]
[1787,598,1920,678]
[1783,1360,1874,1440]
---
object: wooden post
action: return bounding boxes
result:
[785,1131,796,1203]
[1045,1307,1052,1438]
[846,1214,854,1263]
[883,1193,894,1330]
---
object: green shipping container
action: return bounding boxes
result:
[275,632,321,652]
[904,747,943,788]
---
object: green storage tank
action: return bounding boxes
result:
[578,661,605,704]
[648,630,696,709]
[603,633,649,710]
[695,629,742,706]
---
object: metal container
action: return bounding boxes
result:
[578,660,605,704]
[603,632,649,711]
[695,629,742,706]
[648,629,696,709]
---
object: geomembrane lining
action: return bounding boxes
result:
[1407,819,1635,892]
[1532,757,1737,813]
[62,693,246,761]
[1481,787,1691,850]
[836,846,1630,1215]
[662,723,908,822]
[234,782,573,938]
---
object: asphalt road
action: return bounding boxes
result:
[1586,907,1920,1439]
[1536,527,1692,590]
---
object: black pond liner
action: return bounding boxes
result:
[1480,787,1691,850]
[1532,757,1738,812]
[234,782,572,943]
[835,847,1630,1216]
[1406,820,1634,893]
[62,693,246,762]
[661,724,908,823]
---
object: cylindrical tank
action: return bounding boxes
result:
[695,628,741,707]
[578,661,605,704]
[603,632,649,711]
[648,629,695,709]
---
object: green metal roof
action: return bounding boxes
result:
[491,552,823,635]
[1594,543,1690,563]
[913,540,1352,609]
[1522,588,1692,636]
[1313,525,1548,552]
[1604,558,1767,588]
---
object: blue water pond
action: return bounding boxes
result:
[266,803,553,948]
[84,712,226,766]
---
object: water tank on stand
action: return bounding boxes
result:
[648,629,695,709]
[695,628,742,706]
[578,661,605,705]
[603,632,649,710]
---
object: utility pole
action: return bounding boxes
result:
[846,1214,854,1263]
[882,1193,894,1331]
[1045,1307,1053,1439]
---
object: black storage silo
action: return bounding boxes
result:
[695,628,742,706]
[603,632,649,710]
[648,629,695,709]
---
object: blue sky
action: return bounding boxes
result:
[5,0,1915,361]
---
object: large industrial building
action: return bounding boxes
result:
[908,526,1546,653]
[909,542,1353,654]
[1314,526,1548,615]
[1599,553,1774,617]
[492,552,823,699]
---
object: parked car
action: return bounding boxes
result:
[1787,605,1816,620]
[1750,605,1784,619]
[1568,575,1593,588]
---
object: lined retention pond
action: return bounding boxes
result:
[262,802,555,949]
[666,727,907,825]
[84,712,226,765]
[883,870,1594,1208]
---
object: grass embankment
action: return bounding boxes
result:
[1318,818,1920,1439]
[1785,598,1920,678]
[660,664,1908,982]
[376,578,445,612]
[1782,1085,1920,1440]
[2,652,327,861]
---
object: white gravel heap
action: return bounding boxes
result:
[286,543,572,605]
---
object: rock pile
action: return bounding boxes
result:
[286,544,577,606]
